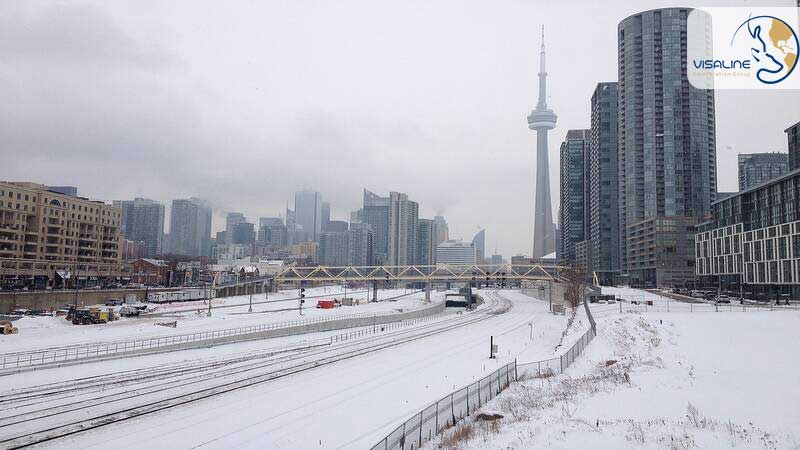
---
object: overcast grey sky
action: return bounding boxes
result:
[1,0,798,258]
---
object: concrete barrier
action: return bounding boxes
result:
[0,288,181,313]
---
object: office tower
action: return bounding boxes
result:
[286,206,297,245]
[294,190,322,242]
[231,222,255,245]
[259,217,283,229]
[786,120,800,170]
[527,27,557,258]
[114,198,165,258]
[738,153,789,191]
[363,189,391,264]
[436,240,477,266]
[416,218,438,266]
[350,209,364,224]
[559,130,591,265]
[618,8,716,286]
[433,215,449,245]
[388,192,419,266]
[324,220,349,233]
[471,229,486,264]
[47,186,78,197]
[321,201,331,229]
[318,231,349,266]
[589,82,620,283]
[0,182,122,265]
[169,198,212,257]
[224,212,245,244]
[349,222,374,266]
[259,223,289,247]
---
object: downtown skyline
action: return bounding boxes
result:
[1,0,798,259]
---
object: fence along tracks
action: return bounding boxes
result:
[0,291,430,372]
[0,295,511,448]
[369,291,597,450]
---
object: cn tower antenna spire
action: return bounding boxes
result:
[527,23,557,259]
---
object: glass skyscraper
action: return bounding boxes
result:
[618,8,716,286]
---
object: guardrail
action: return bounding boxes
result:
[0,300,442,371]
[594,297,800,315]
[370,298,598,449]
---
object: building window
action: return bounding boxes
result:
[783,260,792,283]
[778,237,788,259]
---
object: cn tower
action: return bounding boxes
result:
[527,26,557,259]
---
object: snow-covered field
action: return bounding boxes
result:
[0,289,574,449]
[426,288,800,450]
[1,286,437,354]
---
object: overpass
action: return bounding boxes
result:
[272,263,560,283]
[214,263,562,299]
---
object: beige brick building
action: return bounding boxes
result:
[0,182,123,288]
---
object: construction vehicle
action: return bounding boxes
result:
[66,307,107,325]
[0,321,19,335]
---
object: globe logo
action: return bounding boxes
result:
[731,15,799,84]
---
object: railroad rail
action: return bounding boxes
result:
[0,294,511,448]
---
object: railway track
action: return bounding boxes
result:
[0,293,511,448]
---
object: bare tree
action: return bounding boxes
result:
[561,266,587,311]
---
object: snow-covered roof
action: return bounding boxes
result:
[139,258,168,267]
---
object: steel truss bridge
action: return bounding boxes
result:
[272,264,561,284]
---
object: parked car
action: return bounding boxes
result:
[105,298,124,306]
[119,305,141,317]
[690,290,706,298]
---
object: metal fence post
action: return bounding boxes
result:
[466,385,469,412]
[450,393,455,424]
[419,411,423,447]
[435,401,439,432]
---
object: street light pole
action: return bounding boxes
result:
[248,292,253,313]
[74,263,79,309]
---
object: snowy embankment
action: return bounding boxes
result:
[1,286,441,354]
[426,288,800,449]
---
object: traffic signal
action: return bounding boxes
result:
[300,287,306,304]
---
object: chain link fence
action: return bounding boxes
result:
[370,361,517,450]
[0,302,445,370]
[370,299,598,449]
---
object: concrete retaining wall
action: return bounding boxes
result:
[0,288,178,313]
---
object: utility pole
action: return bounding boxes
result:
[74,262,79,309]
[299,287,305,315]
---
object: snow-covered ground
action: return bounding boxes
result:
[426,288,800,450]
[1,286,438,354]
[0,289,574,449]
